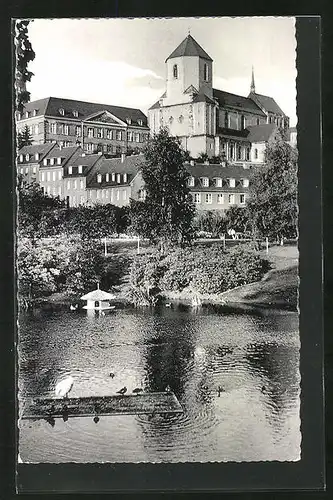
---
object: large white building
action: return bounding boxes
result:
[148,34,290,160]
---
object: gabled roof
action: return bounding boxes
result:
[246,123,279,143]
[81,288,115,301]
[192,93,216,105]
[40,145,82,167]
[166,34,213,62]
[63,152,103,177]
[249,92,286,116]
[86,154,145,189]
[17,142,56,162]
[186,163,251,192]
[213,89,266,115]
[20,97,148,127]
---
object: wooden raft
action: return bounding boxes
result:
[22,392,183,419]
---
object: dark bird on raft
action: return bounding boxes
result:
[116,386,127,395]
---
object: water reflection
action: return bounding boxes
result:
[18,305,301,463]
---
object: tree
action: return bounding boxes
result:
[194,210,226,236]
[197,152,209,163]
[247,138,298,242]
[65,204,128,239]
[15,20,35,112]
[224,205,250,233]
[130,128,195,251]
[18,180,66,239]
[17,125,32,149]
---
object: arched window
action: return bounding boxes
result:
[173,64,178,79]
[204,63,209,81]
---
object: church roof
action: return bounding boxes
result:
[246,123,278,143]
[213,89,266,115]
[166,34,213,62]
[249,92,286,116]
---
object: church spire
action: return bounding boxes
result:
[250,66,256,94]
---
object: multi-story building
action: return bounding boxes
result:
[16,143,57,184]
[63,151,104,207]
[16,97,150,156]
[148,34,289,160]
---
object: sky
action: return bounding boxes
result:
[26,17,297,126]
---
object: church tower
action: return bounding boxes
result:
[163,34,213,106]
[250,66,256,94]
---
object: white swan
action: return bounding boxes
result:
[55,376,74,398]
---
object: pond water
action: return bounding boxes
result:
[18,304,301,463]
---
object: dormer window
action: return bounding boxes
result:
[137,119,143,126]
[57,157,62,165]
[204,63,209,81]
[229,178,236,188]
[50,158,55,166]
[78,165,83,174]
[201,177,209,187]
[68,166,72,175]
[242,178,249,188]
[43,159,48,166]
[17,112,21,120]
[173,64,178,79]
[105,173,109,182]
[59,108,65,116]
[123,173,127,183]
[25,111,29,119]
[112,173,116,182]
[117,173,121,184]
[25,154,29,161]
[19,154,23,162]
[33,109,37,117]
[126,117,131,125]
[73,110,79,118]
[188,176,195,187]
[215,177,222,187]
[97,174,102,183]
[35,153,39,161]
[240,115,245,130]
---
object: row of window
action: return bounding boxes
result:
[66,179,85,190]
[40,171,63,182]
[192,193,246,205]
[47,123,148,142]
[172,63,209,82]
[18,110,38,120]
[19,166,37,175]
[18,153,40,162]
[89,189,127,202]
[189,177,249,188]
[96,173,128,184]
[221,143,251,161]
[43,157,64,166]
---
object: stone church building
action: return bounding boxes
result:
[148,34,289,161]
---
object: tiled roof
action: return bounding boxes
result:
[17,143,56,162]
[192,93,216,105]
[63,153,103,177]
[213,88,266,115]
[249,92,285,116]
[40,145,82,168]
[186,163,251,192]
[20,97,148,127]
[87,154,145,188]
[246,123,278,143]
[166,35,213,62]
[217,127,250,141]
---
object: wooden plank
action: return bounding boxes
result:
[22,392,183,419]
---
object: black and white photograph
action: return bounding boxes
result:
[15,16,300,465]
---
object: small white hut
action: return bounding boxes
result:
[81,284,116,311]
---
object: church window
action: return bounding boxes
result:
[173,64,178,79]
[204,63,209,81]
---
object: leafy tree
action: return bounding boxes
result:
[129,128,195,251]
[17,125,32,149]
[18,180,66,239]
[65,204,128,239]
[194,210,226,236]
[15,20,35,112]
[247,138,298,242]
[224,205,250,233]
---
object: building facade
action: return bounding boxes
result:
[16,97,150,156]
[148,34,289,161]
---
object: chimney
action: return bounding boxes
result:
[190,160,195,166]
[121,153,126,163]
